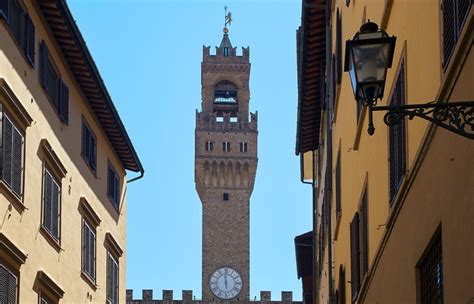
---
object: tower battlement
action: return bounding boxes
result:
[126,290,301,304]
[196,111,258,132]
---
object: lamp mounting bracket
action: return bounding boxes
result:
[367,101,474,139]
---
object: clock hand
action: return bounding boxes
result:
[224,275,228,290]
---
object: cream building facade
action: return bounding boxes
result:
[296,0,473,303]
[0,0,143,303]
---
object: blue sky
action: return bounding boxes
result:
[68,0,311,301]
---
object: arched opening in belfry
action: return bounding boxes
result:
[211,161,218,187]
[204,161,210,186]
[213,80,239,121]
[235,162,242,187]
[219,161,226,186]
[226,161,234,187]
[243,162,249,187]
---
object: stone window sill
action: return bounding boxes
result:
[39,226,62,253]
[0,180,25,214]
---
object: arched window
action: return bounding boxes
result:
[214,80,237,104]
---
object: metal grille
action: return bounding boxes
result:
[389,64,406,204]
[419,232,443,304]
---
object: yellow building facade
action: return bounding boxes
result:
[0,0,143,303]
[297,0,473,303]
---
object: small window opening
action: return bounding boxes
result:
[230,117,238,123]
[216,116,224,122]
[223,193,229,201]
[223,47,229,56]
[223,142,231,152]
[240,142,248,153]
[205,141,214,151]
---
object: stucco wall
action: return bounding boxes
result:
[0,0,129,302]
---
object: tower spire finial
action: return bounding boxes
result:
[224,5,232,34]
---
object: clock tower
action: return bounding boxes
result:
[194,24,257,301]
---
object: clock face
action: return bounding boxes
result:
[209,267,243,300]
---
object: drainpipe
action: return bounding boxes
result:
[127,167,145,184]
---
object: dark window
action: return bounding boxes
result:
[82,121,97,172]
[442,0,472,68]
[40,41,68,124]
[0,0,35,67]
[336,8,342,85]
[349,212,360,302]
[338,265,346,304]
[223,141,230,152]
[223,193,229,201]
[239,142,248,153]
[419,230,443,304]
[107,165,119,209]
[42,167,61,241]
[0,111,24,198]
[107,253,119,304]
[0,0,9,21]
[223,47,229,56]
[335,150,341,218]
[0,263,18,304]
[389,64,406,204]
[205,141,213,151]
[82,220,96,282]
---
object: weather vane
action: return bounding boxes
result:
[224,5,232,33]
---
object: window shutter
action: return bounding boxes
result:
[59,79,69,124]
[90,230,96,279]
[11,127,23,197]
[25,13,35,66]
[336,8,342,84]
[51,180,59,239]
[43,170,52,234]
[9,0,22,44]
[0,0,9,21]
[442,0,456,67]
[90,136,96,170]
[458,0,472,30]
[40,41,48,88]
[335,152,341,216]
[2,116,13,187]
[389,66,406,204]
[360,192,368,278]
[339,265,346,304]
[350,213,360,302]
[0,265,7,303]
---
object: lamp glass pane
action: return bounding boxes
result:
[348,53,357,98]
[353,43,389,84]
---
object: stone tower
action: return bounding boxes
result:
[194,28,258,302]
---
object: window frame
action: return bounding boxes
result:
[387,55,407,207]
[223,141,230,152]
[81,119,97,174]
[417,227,444,304]
[239,142,248,153]
[0,0,35,68]
[41,165,62,245]
[106,252,119,304]
[205,140,214,151]
[39,40,69,124]
[107,163,120,210]
[0,260,19,304]
[81,218,97,284]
